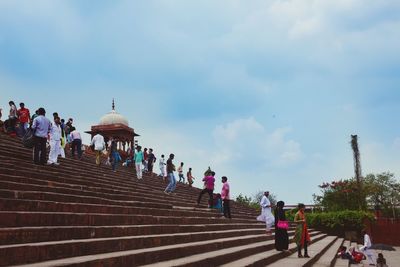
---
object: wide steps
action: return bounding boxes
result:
[0,132,340,266]
[0,223,265,246]
[0,229,265,266]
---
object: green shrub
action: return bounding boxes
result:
[297,210,375,236]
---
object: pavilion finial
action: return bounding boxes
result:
[112,98,115,111]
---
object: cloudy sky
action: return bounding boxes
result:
[1,0,399,204]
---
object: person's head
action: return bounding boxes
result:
[9,101,15,106]
[378,253,384,259]
[298,203,305,211]
[70,126,76,132]
[189,167,192,171]
[19,102,25,108]
[216,193,221,199]
[37,107,46,116]
[361,230,368,236]
[61,119,65,124]
[35,109,39,115]
[53,112,58,118]
[276,200,285,209]
[68,118,73,124]
[338,246,346,253]
[54,116,60,124]
[222,176,228,183]
[264,191,270,197]
[180,162,184,166]
[169,153,174,159]
[149,148,153,153]
[161,154,164,158]
[137,145,142,151]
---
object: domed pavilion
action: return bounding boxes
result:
[86,100,139,152]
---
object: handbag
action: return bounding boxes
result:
[22,128,36,148]
[277,220,289,230]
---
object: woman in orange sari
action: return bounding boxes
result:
[294,203,310,258]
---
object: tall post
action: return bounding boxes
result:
[351,135,363,209]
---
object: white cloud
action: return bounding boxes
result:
[212,117,303,167]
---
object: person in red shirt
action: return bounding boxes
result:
[17,102,30,131]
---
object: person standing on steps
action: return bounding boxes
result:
[143,148,148,173]
[177,162,185,183]
[294,203,310,258]
[109,139,120,172]
[134,146,144,179]
[47,116,62,165]
[159,154,167,179]
[197,171,215,208]
[257,191,275,235]
[70,127,82,159]
[164,153,177,194]
[187,167,195,187]
[17,102,30,133]
[221,176,231,219]
[90,131,105,166]
[274,200,289,252]
[31,107,51,165]
[147,148,156,176]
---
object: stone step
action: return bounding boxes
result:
[141,232,324,267]
[0,211,257,227]
[0,198,230,219]
[0,229,266,266]
[0,223,266,246]
[313,237,344,267]
[217,233,327,267]
[9,233,275,267]
[267,235,338,267]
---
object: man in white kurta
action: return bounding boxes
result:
[258,191,275,234]
[47,117,62,165]
[159,154,167,178]
[360,231,376,265]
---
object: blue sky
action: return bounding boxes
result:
[1,0,400,204]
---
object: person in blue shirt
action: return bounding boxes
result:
[31,107,51,165]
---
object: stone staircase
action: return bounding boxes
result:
[0,133,344,266]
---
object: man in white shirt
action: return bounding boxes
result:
[257,191,275,235]
[360,230,376,265]
[159,154,167,178]
[90,132,105,165]
[70,128,82,159]
[47,116,62,165]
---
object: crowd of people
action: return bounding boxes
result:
[1,100,386,262]
[0,100,232,219]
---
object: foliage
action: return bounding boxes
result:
[314,172,400,217]
[363,172,400,218]
[313,178,367,211]
[284,209,374,236]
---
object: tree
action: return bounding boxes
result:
[314,172,400,217]
[313,178,366,211]
[363,172,400,218]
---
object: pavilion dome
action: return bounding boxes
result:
[99,109,129,127]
